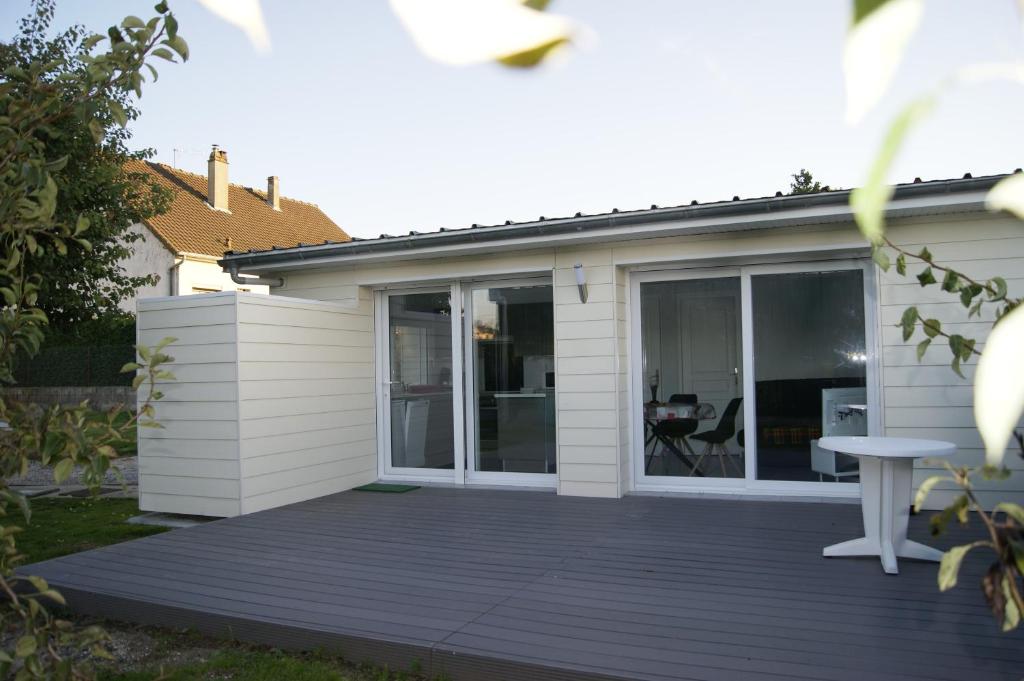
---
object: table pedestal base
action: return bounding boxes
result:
[823,456,942,574]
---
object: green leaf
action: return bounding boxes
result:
[122,15,145,29]
[913,474,948,511]
[165,13,178,39]
[895,252,906,275]
[974,304,1024,465]
[108,100,127,128]
[53,458,74,484]
[14,636,36,659]
[985,173,1024,221]
[162,35,189,61]
[987,277,1008,301]
[918,246,933,262]
[900,306,918,341]
[922,318,941,338]
[996,503,1024,526]
[498,37,568,68]
[940,269,960,292]
[871,245,891,270]
[853,0,896,23]
[938,543,975,591]
[120,362,141,373]
[1003,575,1021,631]
[151,47,176,62]
[916,338,931,361]
[916,267,936,286]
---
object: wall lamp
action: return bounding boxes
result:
[573,263,588,303]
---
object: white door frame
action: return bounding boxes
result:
[375,285,465,484]
[462,277,557,488]
[629,258,880,497]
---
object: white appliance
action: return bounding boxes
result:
[810,387,867,481]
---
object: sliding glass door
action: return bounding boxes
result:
[632,260,877,494]
[465,280,556,484]
[381,288,459,479]
[378,278,556,486]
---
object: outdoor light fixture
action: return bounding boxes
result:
[573,263,588,303]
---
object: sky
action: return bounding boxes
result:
[2,1,1023,239]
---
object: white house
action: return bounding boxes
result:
[120,146,348,307]
[135,172,1024,517]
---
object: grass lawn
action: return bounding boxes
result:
[18,496,168,563]
[83,621,428,681]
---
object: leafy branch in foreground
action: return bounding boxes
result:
[872,237,1022,378]
[844,0,1024,632]
[915,441,1024,632]
[0,0,186,676]
[0,340,174,678]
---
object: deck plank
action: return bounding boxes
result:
[25,487,1024,680]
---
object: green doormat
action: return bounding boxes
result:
[353,483,421,493]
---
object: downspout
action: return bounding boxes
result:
[169,256,184,296]
[227,263,284,289]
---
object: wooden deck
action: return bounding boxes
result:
[27,487,1024,680]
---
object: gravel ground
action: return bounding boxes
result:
[6,456,137,487]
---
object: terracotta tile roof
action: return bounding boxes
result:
[126,159,348,257]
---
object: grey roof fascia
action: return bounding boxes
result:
[219,174,1007,273]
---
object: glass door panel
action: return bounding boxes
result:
[639,277,744,478]
[387,291,455,471]
[469,283,555,476]
[751,269,867,482]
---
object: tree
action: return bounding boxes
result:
[0,0,185,676]
[788,168,824,195]
[0,5,174,336]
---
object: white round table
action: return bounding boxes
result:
[818,436,956,575]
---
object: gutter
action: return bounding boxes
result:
[218,174,1009,273]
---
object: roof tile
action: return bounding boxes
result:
[126,160,348,257]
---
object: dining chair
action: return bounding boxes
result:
[689,397,743,477]
[668,393,698,404]
[648,418,700,474]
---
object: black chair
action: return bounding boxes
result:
[668,393,698,405]
[647,418,701,474]
[690,397,743,477]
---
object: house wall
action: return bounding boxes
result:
[121,223,269,312]
[880,215,1024,509]
[269,213,1024,509]
[137,294,241,517]
[176,258,270,296]
[236,294,377,514]
[137,291,375,517]
[119,224,176,309]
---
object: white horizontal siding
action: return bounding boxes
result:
[553,249,622,495]
[880,215,1024,510]
[137,295,241,516]
[236,294,377,513]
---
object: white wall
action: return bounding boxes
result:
[120,223,268,312]
[236,293,376,514]
[119,223,176,308]
[137,291,375,517]
[200,211,1022,512]
[880,214,1024,509]
[176,257,269,296]
[137,294,241,517]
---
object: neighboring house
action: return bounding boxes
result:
[121,146,348,307]
[135,172,1024,517]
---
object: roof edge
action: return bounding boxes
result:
[220,173,1012,271]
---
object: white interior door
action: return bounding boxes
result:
[679,295,740,420]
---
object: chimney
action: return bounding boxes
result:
[267,176,281,211]
[207,145,229,211]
